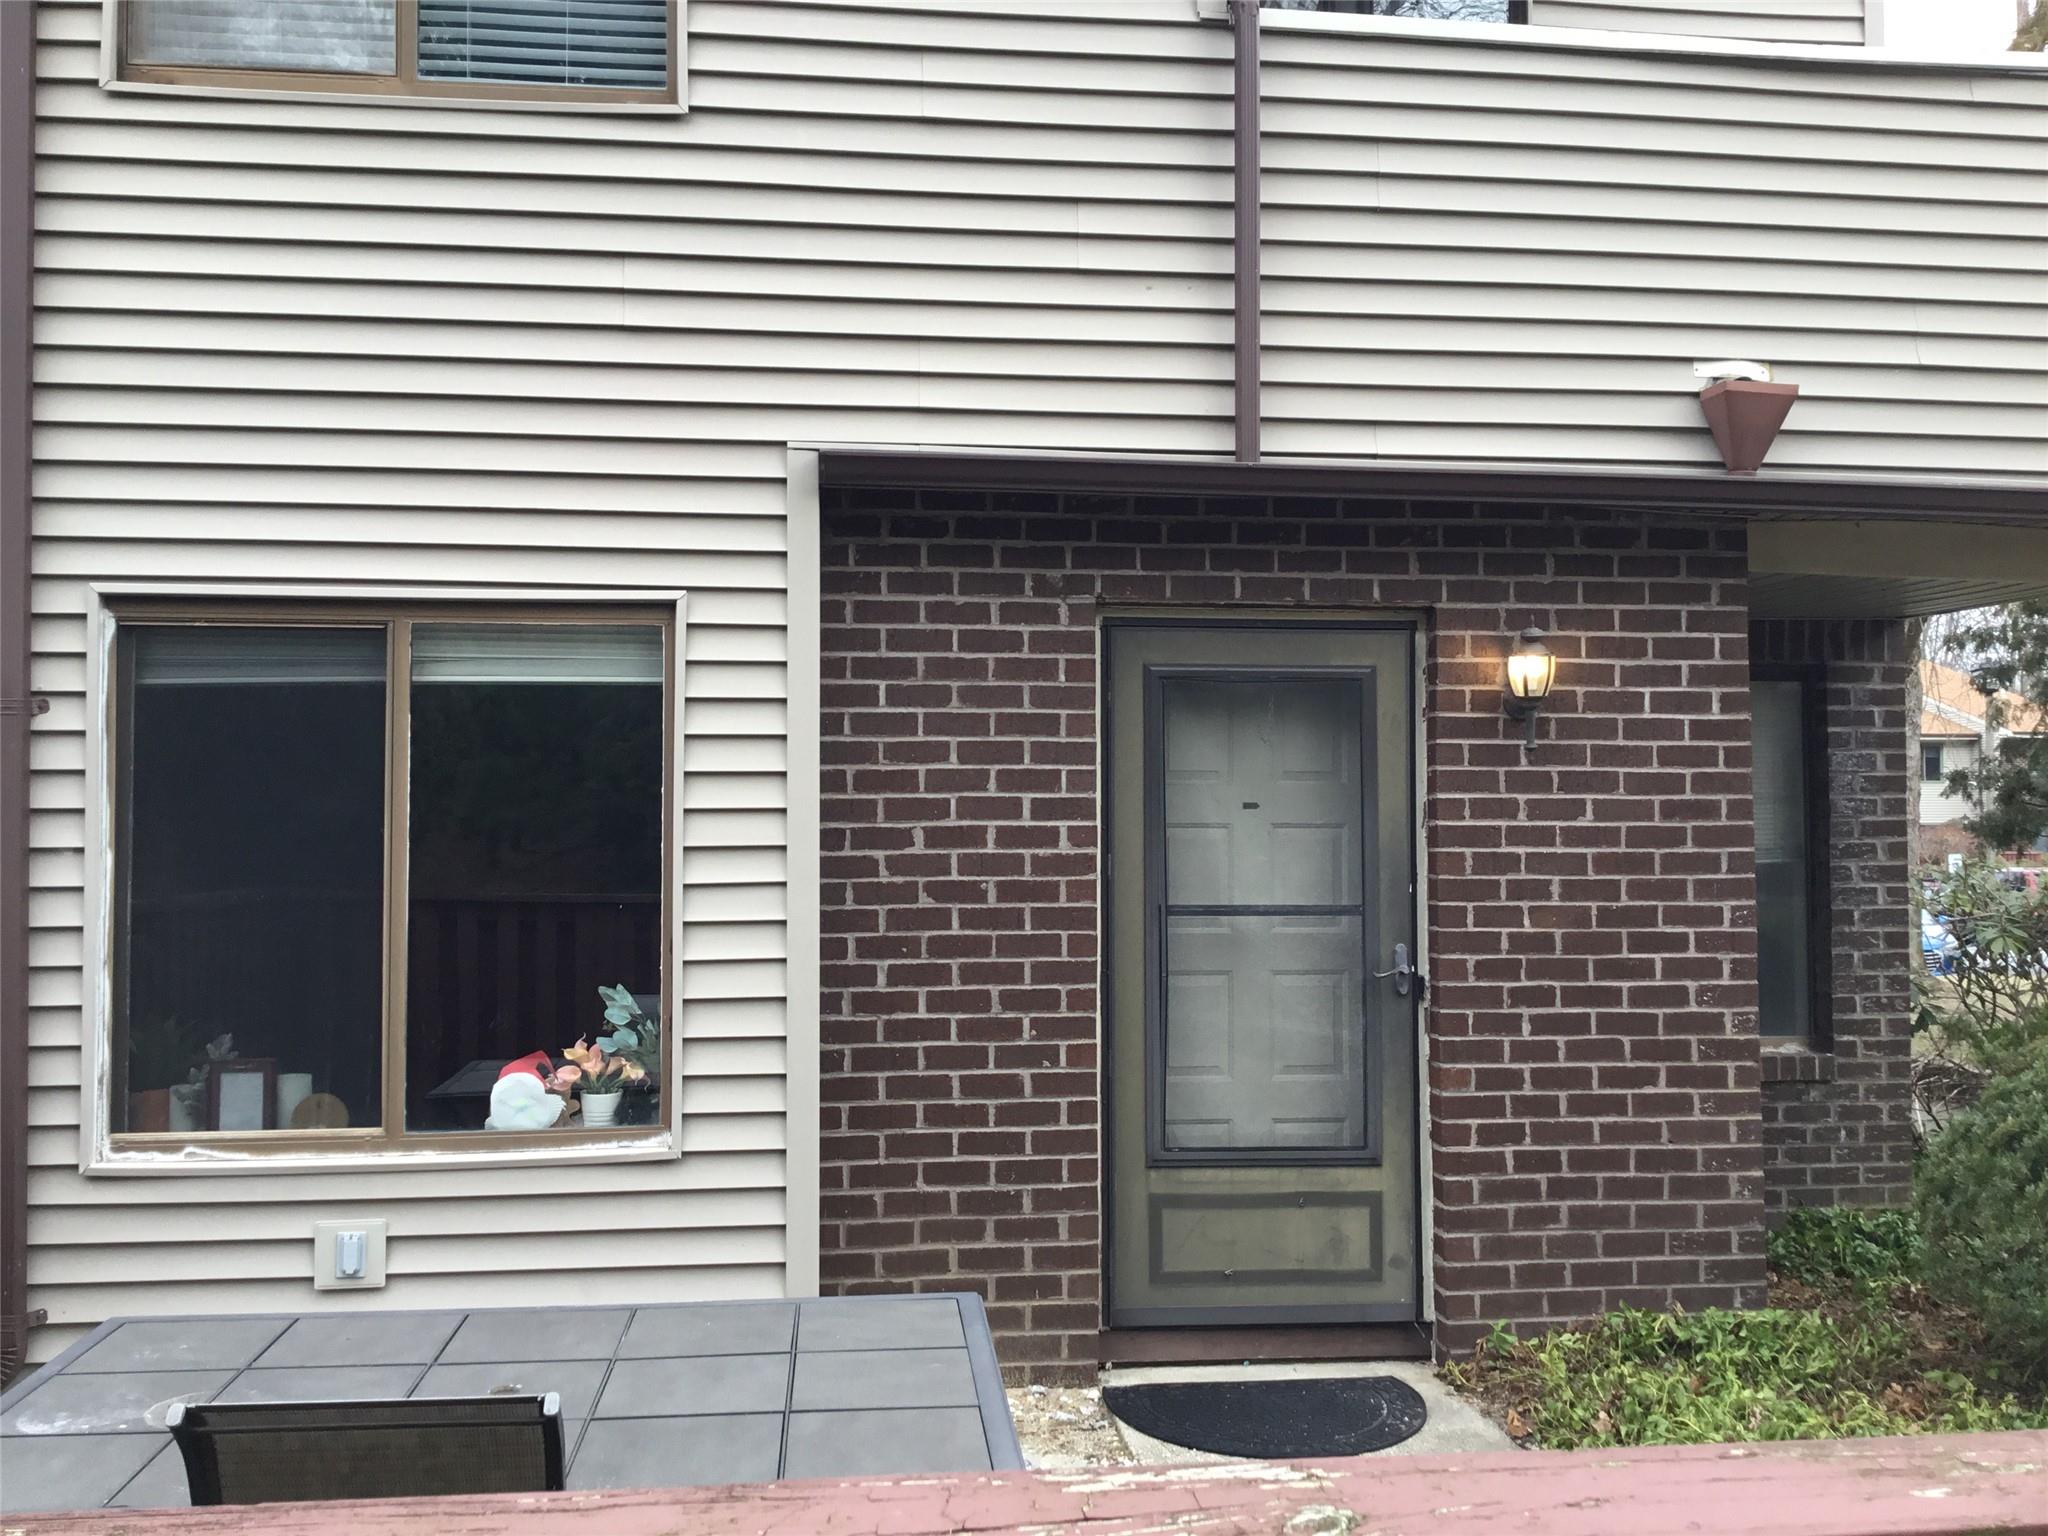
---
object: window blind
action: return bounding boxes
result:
[1751,681,1809,864]
[409,624,663,685]
[128,0,397,74]
[417,0,669,89]
[131,626,387,686]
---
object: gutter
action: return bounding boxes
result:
[0,0,39,1383]
[1230,0,1260,463]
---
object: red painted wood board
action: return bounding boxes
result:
[12,1431,2047,1536]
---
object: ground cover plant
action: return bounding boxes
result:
[1444,1204,2048,1449]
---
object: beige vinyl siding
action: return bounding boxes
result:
[1255,24,2048,470]
[1920,738,1978,826]
[23,0,1233,1366]
[22,0,2048,1359]
[1529,0,1866,45]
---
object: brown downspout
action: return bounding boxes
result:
[0,0,40,1384]
[1229,0,1261,463]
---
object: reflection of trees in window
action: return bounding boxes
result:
[118,627,388,1131]
[408,684,663,900]
[1263,0,1516,19]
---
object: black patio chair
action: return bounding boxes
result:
[165,1393,565,1505]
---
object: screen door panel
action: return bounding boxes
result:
[1163,913,1365,1151]
[1108,624,1418,1328]
[1161,675,1369,1154]
[1163,677,1363,907]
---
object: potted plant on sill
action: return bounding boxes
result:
[595,983,661,1126]
[555,1040,642,1127]
[125,1018,216,1132]
[539,985,661,1129]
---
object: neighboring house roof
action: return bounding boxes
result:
[1920,658,2046,741]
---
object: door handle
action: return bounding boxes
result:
[1372,942,1413,997]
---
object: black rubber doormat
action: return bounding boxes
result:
[1102,1375,1427,1458]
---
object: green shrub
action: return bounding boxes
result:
[1917,1040,2048,1380]
[1918,865,2048,1073]
[1768,1206,1922,1288]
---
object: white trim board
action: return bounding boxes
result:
[783,450,824,1299]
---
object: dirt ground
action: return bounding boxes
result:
[1004,1384,1138,1469]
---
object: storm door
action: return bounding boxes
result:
[1106,623,1419,1326]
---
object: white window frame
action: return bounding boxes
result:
[78,582,690,1177]
[1197,0,2048,74]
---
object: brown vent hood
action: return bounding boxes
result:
[1699,379,1800,475]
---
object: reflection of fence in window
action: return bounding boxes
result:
[126,888,383,1129]
[405,893,661,1130]
[1263,0,1519,21]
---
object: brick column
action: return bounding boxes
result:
[819,490,1103,1381]
[1426,525,1767,1350]
[1750,619,1916,1215]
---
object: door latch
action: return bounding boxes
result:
[1373,942,1416,997]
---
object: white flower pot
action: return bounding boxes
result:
[275,1072,314,1126]
[581,1090,622,1128]
[168,1083,204,1132]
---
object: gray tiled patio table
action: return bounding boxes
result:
[0,1293,1020,1514]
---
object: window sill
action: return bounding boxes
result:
[100,77,687,115]
[83,1129,678,1177]
[1761,1042,1835,1084]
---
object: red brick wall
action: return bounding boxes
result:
[820,488,1769,1376]
[1750,619,1915,1215]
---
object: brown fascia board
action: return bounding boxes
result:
[809,447,2048,527]
[1698,380,1800,476]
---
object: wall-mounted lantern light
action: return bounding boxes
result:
[1503,627,1557,752]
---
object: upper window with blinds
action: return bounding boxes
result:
[1261,1,1526,20]
[115,0,680,107]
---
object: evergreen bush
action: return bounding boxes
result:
[1917,1040,2048,1380]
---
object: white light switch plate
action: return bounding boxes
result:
[312,1219,387,1290]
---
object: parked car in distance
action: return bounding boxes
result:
[1993,866,2042,895]
[1922,909,1960,977]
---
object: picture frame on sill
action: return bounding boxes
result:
[207,1058,278,1132]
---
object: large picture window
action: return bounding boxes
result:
[116,0,679,106]
[109,607,673,1149]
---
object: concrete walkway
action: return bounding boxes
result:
[1102,1360,1517,1464]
